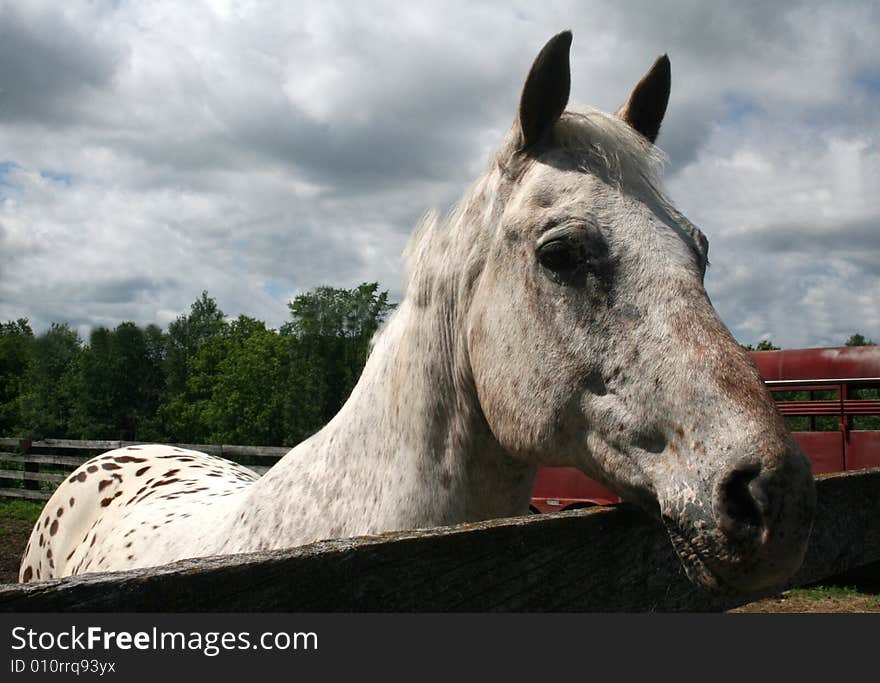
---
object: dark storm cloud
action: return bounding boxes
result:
[732,217,880,260]
[84,277,170,305]
[0,3,126,124]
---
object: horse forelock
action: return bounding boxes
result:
[554,108,667,190]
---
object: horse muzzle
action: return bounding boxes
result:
[660,440,816,593]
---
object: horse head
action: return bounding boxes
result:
[462,31,815,592]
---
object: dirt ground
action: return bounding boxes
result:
[1,520,877,611]
[0,518,31,585]
[730,590,880,613]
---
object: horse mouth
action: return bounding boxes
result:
[662,515,723,592]
[657,450,815,595]
[662,513,804,595]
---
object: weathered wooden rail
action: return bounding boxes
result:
[0,437,287,500]
[1,469,878,612]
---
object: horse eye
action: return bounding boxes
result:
[537,240,582,274]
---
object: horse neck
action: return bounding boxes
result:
[286,293,537,530]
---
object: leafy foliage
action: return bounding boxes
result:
[0,319,33,434]
[741,339,781,351]
[17,324,82,439]
[0,285,394,446]
[846,333,876,347]
[201,317,290,445]
[70,322,165,440]
[282,283,395,429]
[164,290,227,397]
[1,299,874,445]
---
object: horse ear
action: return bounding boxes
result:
[517,31,572,150]
[616,54,671,143]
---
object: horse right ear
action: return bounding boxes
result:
[516,31,572,151]
[615,54,671,143]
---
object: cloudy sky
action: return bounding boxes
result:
[1,0,878,348]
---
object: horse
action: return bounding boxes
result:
[20,31,815,594]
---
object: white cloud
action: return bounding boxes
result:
[0,0,878,350]
[668,114,880,347]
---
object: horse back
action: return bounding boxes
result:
[18,445,258,582]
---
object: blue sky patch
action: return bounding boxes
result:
[854,71,880,97]
[720,95,761,125]
[40,170,73,185]
[263,282,290,302]
[1,162,73,188]
[0,160,18,182]
[0,161,19,200]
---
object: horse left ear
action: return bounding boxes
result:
[616,54,671,143]
[517,31,572,150]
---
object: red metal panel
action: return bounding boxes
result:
[792,432,845,474]
[751,346,880,381]
[773,400,841,416]
[531,467,620,510]
[768,383,841,393]
[846,431,880,472]
[844,400,880,415]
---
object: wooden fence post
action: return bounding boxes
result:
[19,439,38,493]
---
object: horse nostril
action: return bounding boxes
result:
[716,464,765,537]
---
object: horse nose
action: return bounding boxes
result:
[716,464,767,541]
[712,447,816,589]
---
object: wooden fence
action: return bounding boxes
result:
[1,468,879,612]
[0,437,288,500]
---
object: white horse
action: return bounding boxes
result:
[21,31,815,593]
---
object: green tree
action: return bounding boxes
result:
[156,292,227,441]
[141,324,167,427]
[200,316,289,445]
[0,319,34,434]
[845,333,876,347]
[69,326,114,438]
[164,291,226,397]
[282,283,395,430]
[742,340,781,351]
[7,283,396,445]
[70,322,165,440]
[19,324,82,439]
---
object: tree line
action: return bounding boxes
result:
[0,289,875,447]
[0,284,394,447]
[742,334,876,352]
